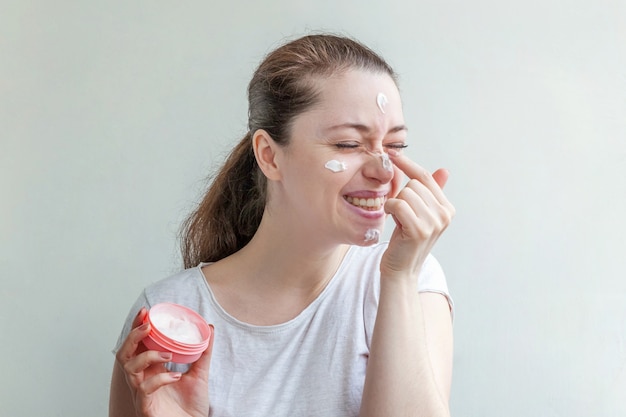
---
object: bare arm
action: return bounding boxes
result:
[361,285,452,417]
[420,292,454,403]
[361,151,454,417]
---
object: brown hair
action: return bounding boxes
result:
[180,34,396,268]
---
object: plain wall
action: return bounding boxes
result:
[1,1,625,416]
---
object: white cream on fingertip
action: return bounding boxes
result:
[325,160,347,173]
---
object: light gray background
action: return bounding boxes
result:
[1,1,625,416]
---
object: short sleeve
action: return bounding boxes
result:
[418,254,454,320]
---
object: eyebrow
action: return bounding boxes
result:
[323,122,408,135]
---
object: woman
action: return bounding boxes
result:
[110,33,455,417]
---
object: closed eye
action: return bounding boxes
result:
[385,143,408,150]
[334,142,361,149]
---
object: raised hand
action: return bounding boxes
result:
[113,308,214,417]
[381,150,455,279]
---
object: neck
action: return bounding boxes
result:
[203,213,351,325]
[235,212,350,292]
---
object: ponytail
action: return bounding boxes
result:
[180,132,266,268]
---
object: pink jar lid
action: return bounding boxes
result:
[142,302,212,364]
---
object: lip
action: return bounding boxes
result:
[343,192,388,219]
[344,190,388,199]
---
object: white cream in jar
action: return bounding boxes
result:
[150,312,204,344]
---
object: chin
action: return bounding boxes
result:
[348,228,384,247]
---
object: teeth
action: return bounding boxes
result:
[345,196,384,210]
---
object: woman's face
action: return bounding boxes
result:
[270,69,407,246]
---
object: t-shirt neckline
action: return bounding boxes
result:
[195,245,356,333]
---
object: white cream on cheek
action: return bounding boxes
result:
[325,160,347,173]
[151,312,203,344]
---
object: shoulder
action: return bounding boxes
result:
[345,242,443,283]
[346,243,450,305]
[141,265,210,310]
[113,265,212,354]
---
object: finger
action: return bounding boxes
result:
[402,179,442,210]
[387,150,431,181]
[398,177,455,224]
[387,184,453,237]
[385,198,421,236]
[138,371,182,396]
[124,350,174,387]
[388,151,446,195]
[386,188,442,237]
[431,168,449,189]
[116,321,151,364]
[388,151,454,208]
[189,324,214,380]
[132,307,149,329]
[116,307,149,363]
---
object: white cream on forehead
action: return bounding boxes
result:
[151,312,203,344]
[364,229,380,242]
[376,92,388,114]
[325,160,347,173]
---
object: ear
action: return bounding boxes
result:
[252,129,283,181]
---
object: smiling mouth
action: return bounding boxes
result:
[344,196,386,211]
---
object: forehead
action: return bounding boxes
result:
[305,69,404,126]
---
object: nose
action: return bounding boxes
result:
[362,151,394,183]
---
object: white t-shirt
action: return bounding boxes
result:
[114,242,453,417]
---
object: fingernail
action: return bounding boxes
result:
[137,323,150,332]
[160,352,173,360]
[170,372,182,380]
[387,149,400,157]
